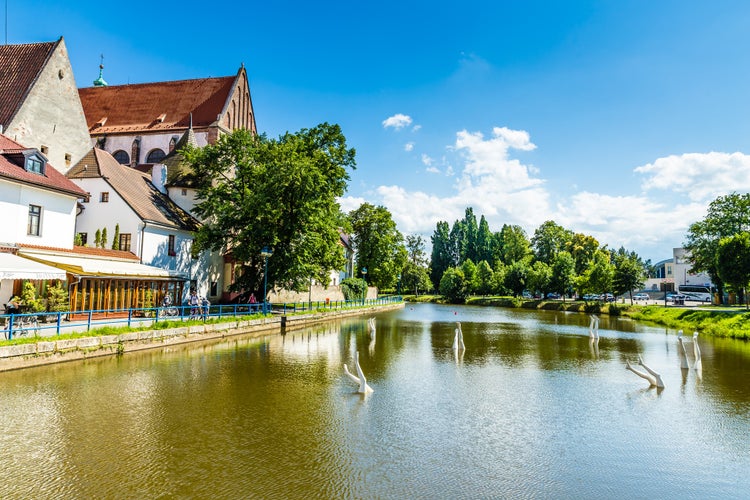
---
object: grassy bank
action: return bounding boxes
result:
[403,294,750,339]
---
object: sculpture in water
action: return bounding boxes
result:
[368,317,376,335]
[589,315,600,339]
[452,322,466,351]
[693,331,702,372]
[625,355,665,388]
[677,330,690,369]
[343,351,373,394]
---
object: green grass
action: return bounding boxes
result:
[626,306,750,339]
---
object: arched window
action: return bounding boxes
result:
[169,136,178,153]
[146,148,166,163]
[112,150,130,165]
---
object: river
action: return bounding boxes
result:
[1,302,748,499]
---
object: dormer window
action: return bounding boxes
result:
[25,153,45,175]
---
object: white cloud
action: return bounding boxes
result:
[635,152,750,202]
[337,195,367,214]
[352,125,750,259]
[412,125,422,132]
[404,142,414,152]
[382,113,413,130]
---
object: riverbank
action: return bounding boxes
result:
[0,302,404,372]
[404,294,750,340]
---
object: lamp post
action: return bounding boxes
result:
[361,267,367,305]
[261,246,273,314]
[397,273,401,297]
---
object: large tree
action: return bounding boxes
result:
[403,235,432,295]
[685,193,750,304]
[496,224,532,265]
[531,221,573,265]
[612,251,646,303]
[185,124,355,294]
[430,221,454,289]
[716,232,750,307]
[349,203,406,290]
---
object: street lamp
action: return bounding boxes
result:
[261,246,273,314]
[397,273,401,297]
[361,267,367,305]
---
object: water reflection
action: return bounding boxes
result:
[0,303,749,498]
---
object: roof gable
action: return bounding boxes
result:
[79,75,236,135]
[0,133,88,198]
[67,148,200,231]
[0,39,58,128]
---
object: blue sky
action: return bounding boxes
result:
[12,0,750,261]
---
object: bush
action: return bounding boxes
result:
[46,282,69,312]
[12,281,45,313]
[341,278,366,302]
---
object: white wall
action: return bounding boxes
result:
[99,131,210,165]
[0,179,78,248]
[72,178,142,250]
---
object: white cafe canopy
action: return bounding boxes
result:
[18,251,186,280]
[0,252,67,280]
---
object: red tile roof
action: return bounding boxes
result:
[67,148,200,231]
[18,243,140,261]
[0,39,58,128]
[0,133,89,198]
[79,75,236,134]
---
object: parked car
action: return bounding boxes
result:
[633,293,650,301]
[599,293,615,302]
[668,293,688,303]
[546,292,561,299]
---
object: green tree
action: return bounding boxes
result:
[504,260,530,297]
[430,221,454,288]
[531,221,572,264]
[581,250,614,297]
[94,229,101,248]
[100,227,108,249]
[496,224,532,265]
[475,260,495,296]
[613,251,646,303]
[527,260,552,298]
[111,223,120,250]
[685,192,750,304]
[439,267,468,303]
[567,232,599,276]
[716,232,750,308]
[403,235,432,295]
[476,216,494,264]
[186,124,355,293]
[461,259,478,295]
[45,282,69,312]
[349,203,406,290]
[549,251,575,301]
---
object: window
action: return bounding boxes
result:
[181,188,187,196]
[210,282,218,296]
[131,138,141,165]
[168,235,176,256]
[28,205,41,236]
[112,150,130,165]
[100,192,109,203]
[169,136,178,153]
[78,232,88,245]
[26,155,44,174]
[119,233,132,252]
[40,145,49,154]
[65,153,72,166]
[146,148,166,163]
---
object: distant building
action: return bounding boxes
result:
[0,38,92,173]
[644,248,712,292]
[78,65,256,167]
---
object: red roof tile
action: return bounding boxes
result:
[18,243,140,261]
[0,39,57,128]
[79,75,236,134]
[0,133,89,198]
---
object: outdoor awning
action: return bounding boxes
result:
[17,252,187,280]
[0,252,67,280]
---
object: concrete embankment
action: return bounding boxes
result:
[0,303,404,372]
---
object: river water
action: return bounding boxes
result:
[1,302,749,499]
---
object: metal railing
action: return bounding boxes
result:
[1,296,402,341]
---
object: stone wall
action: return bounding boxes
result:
[268,284,377,303]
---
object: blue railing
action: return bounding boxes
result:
[0,296,402,341]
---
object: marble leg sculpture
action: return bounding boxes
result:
[625,355,665,388]
[343,352,373,394]
[368,317,376,335]
[589,315,600,339]
[453,322,466,351]
[677,330,690,369]
[693,332,702,371]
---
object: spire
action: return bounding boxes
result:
[93,54,108,87]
